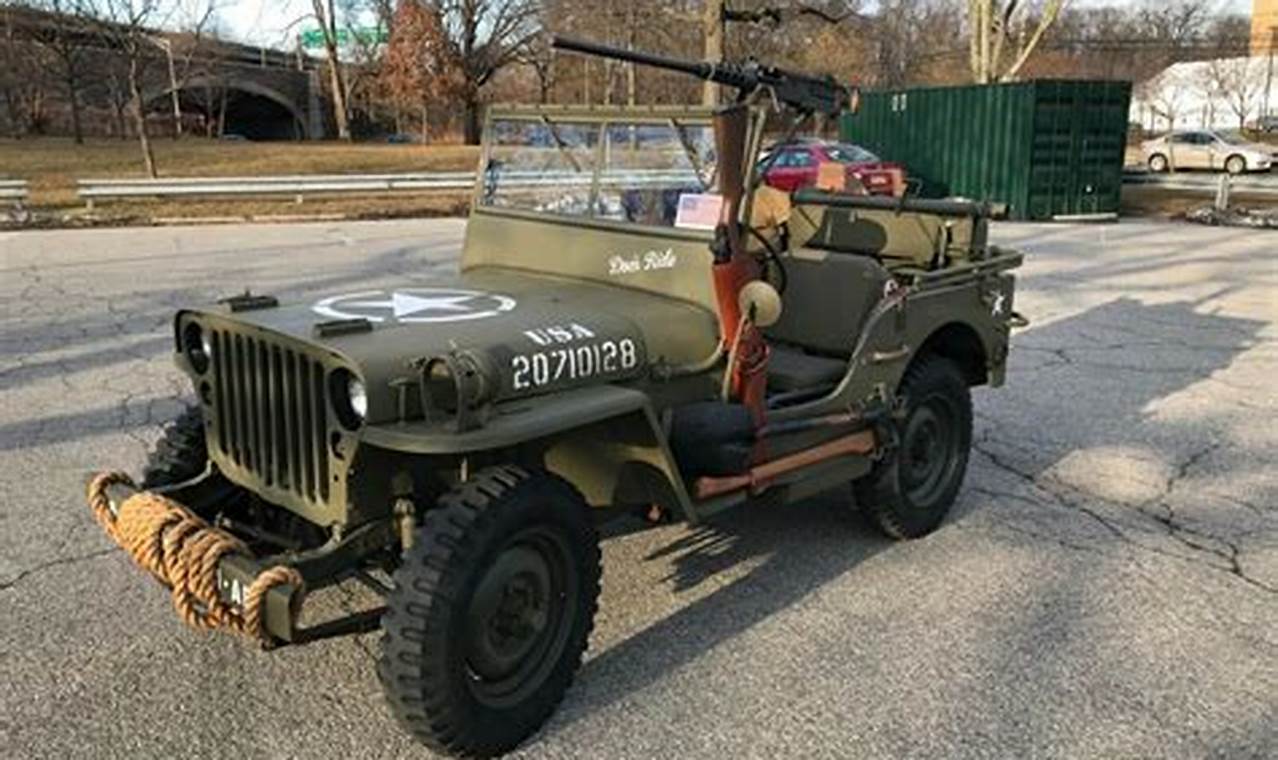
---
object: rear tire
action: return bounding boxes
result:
[379,466,601,758]
[854,355,972,539]
[1147,154,1169,173]
[141,405,207,488]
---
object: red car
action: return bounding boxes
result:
[759,139,905,195]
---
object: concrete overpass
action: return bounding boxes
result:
[143,40,327,140]
[2,6,330,140]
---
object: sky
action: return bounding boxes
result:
[217,0,1255,47]
[218,1,315,47]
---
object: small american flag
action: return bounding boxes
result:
[674,193,724,230]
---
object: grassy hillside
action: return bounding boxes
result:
[0,137,480,218]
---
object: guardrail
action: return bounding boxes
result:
[67,168,1278,209]
[1121,170,1278,196]
[0,179,29,204]
[76,169,704,208]
[77,172,478,208]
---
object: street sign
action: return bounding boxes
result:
[300,26,387,49]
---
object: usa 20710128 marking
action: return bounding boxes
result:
[511,338,639,391]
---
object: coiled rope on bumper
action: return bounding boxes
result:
[87,472,303,647]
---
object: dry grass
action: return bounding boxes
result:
[1121,186,1277,218]
[0,136,480,218]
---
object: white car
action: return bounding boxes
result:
[1142,130,1274,174]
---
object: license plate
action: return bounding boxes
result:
[216,568,248,608]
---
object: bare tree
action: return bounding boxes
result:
[520,33,557,104]
[311,0,351,140]
[83,0,216,176]
[0,7,48,137]
[22,1,97,143]
[431,0,540,144]
[702,0,723,105]
[967,0,1065,83]
[1,58,52,137]
[1208,56,1264,129]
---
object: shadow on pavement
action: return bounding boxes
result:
[555,492,887,730]
[551,294,1269,733]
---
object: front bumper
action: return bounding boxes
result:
[88,473,388,645]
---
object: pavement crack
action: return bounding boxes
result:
[973,435,1276,596]
[0,547,118,592]
[971,438,1133,544]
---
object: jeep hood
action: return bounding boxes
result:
[181,268,720,424]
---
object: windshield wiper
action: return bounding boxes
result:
[671,119,714,188]
[539,116,584,173]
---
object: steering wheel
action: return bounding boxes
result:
[747,224,789,295]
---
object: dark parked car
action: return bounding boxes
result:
[759,139,905,195]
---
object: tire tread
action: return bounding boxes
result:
[379,465,601,758]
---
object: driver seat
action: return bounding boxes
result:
[767,346,847,392]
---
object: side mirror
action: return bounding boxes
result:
[739,281,782,328]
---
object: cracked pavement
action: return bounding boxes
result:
[1,219,1275,759]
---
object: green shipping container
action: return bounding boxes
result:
[841,80,1131,220]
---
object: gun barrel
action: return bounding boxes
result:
[552,36,712,81]
[551,35,851,116]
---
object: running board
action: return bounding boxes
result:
[692,429,877,500]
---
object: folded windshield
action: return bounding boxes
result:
[479,116,718,228]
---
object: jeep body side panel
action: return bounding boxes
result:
[768,250,1021,423]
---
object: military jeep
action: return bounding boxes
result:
[90,39,1021,758]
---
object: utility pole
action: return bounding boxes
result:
[1266,26,1276,118]
[702,0,724,106]
[626,3,636,108]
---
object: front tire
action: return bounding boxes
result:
[379,466,601,758]
[854,355,972,539]
[1147,153,1169,173]
[141,405,207,488]
[1224,155,1246,175]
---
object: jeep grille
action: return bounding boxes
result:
[209,330,331,504]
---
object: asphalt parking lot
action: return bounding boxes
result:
[1,217,1274,759]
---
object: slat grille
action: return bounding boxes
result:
[208,329,330,504]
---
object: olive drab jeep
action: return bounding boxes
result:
[86,37,1022,758]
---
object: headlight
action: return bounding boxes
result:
[182,321,210,374]
[348,377,367,420]
[329,368,366,430]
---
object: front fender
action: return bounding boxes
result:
[361,384,651,455]
[361,384,698,520]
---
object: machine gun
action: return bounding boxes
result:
[551,35,855,117]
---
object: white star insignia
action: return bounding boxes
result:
[347,292,477,319]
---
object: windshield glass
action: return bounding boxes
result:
[825,143,879,163]
[1213,129,1249,145]
[480,116,717,228]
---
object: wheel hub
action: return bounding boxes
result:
[467,547,552,680]
[900,398,957,505]
[461,527,576,706]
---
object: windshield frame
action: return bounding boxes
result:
[473,104,766,237]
